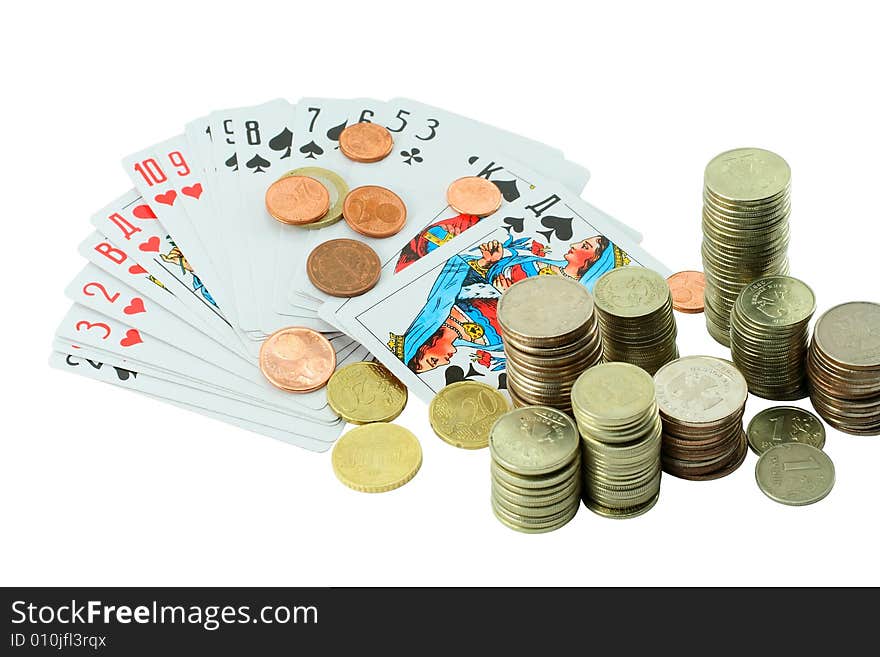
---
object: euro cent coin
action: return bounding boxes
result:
[331,423,422,493]
[265,175,330,225]
[259,327,336,392]
[666,270,706,313]
[327,361,407,424]
[446,176,503,217]
[342,185,407,238]
[306,238,381,297]
[429,381,509,449]
[338,122,394,163]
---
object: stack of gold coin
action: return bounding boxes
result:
[498,276,602,413]
[593,267,678,375]
[654,356,749,480]
[730,275,815,400]
[807,302,880,435]
[571,362,662,518]
[701,147,792,346]
[489,406,581,533]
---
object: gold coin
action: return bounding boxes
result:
[331,423,422,493]
[326,361,407,424]
[428,381,509,449]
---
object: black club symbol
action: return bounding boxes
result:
[400,148,423,165]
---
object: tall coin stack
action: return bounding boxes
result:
[571,362,662,518]
[730,275,815,400]
[702,147,792,346]
[498,276,603,413]
[654,356,749,480]
[593,267,678,375]
[807,302,880,435]
[489,406,582,533]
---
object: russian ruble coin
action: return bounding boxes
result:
[755,443,835,506]
[747,406,826,455]
[489,406,579,475]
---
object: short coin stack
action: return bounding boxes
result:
[593,267,678,375]
[489,406,581,533]
[498,276,603,413]
[807,302,880,435]
[702,147,792,346]
[571,362,662,518]
[654,356,749,480]
[730,275,815,400]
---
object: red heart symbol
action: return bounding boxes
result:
[132,204,157,220]
[181,183,203,200]
[128,264,147,275]
[123,297,146,315]
[120,329,143,348]
[154,190,177,206]
[139,236,160,252]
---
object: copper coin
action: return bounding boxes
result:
[265,175,330,225]
[259,327,336,393]
[338,122,394,163]
[667,270,706,314]
[446,176,502,217]
[307,238,382,298]
[342,185,407,238]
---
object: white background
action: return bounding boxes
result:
[2,1,878,586]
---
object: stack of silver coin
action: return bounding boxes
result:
[730,275,815,400]
[702,147,792,346]
[654,356,749,480]
[489,406,581,533]
[807,302,880,435]
[498,276,602,413]
[592,267,678,375]
[571,362,662,518]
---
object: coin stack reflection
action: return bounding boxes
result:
[593,267,678,375]
[702,148,792,346]
[654,356,749,480]
[571,362,662,518]
[489,406,581,533]
[807,302,880,435]
[498,276,602,413]
[730,275,815,400]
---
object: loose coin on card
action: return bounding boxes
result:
[338,122,394,163]
[306,238,381,297]
[265,175,330,225]
[327,361,407,424]
[259,327,336,393]
[343,185,407,238]
[446,176,503,217]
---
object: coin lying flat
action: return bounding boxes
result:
[265,175,330,225]
[338,122,394,163]
[342,185,407,238]
[446,176,503,217]
[326,361,407,424]
[332,423,422,493]
[259,327,336,392]
[747,406,826,455]
[666,270,706,313]
[282,167,349,230]
[306,238,381,297]
[755,443,834,506]
[429,381,509,449]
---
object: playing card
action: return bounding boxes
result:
[50,351,338,451]
[327,171,670,404]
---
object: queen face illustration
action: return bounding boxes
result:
[564,237,607,276]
